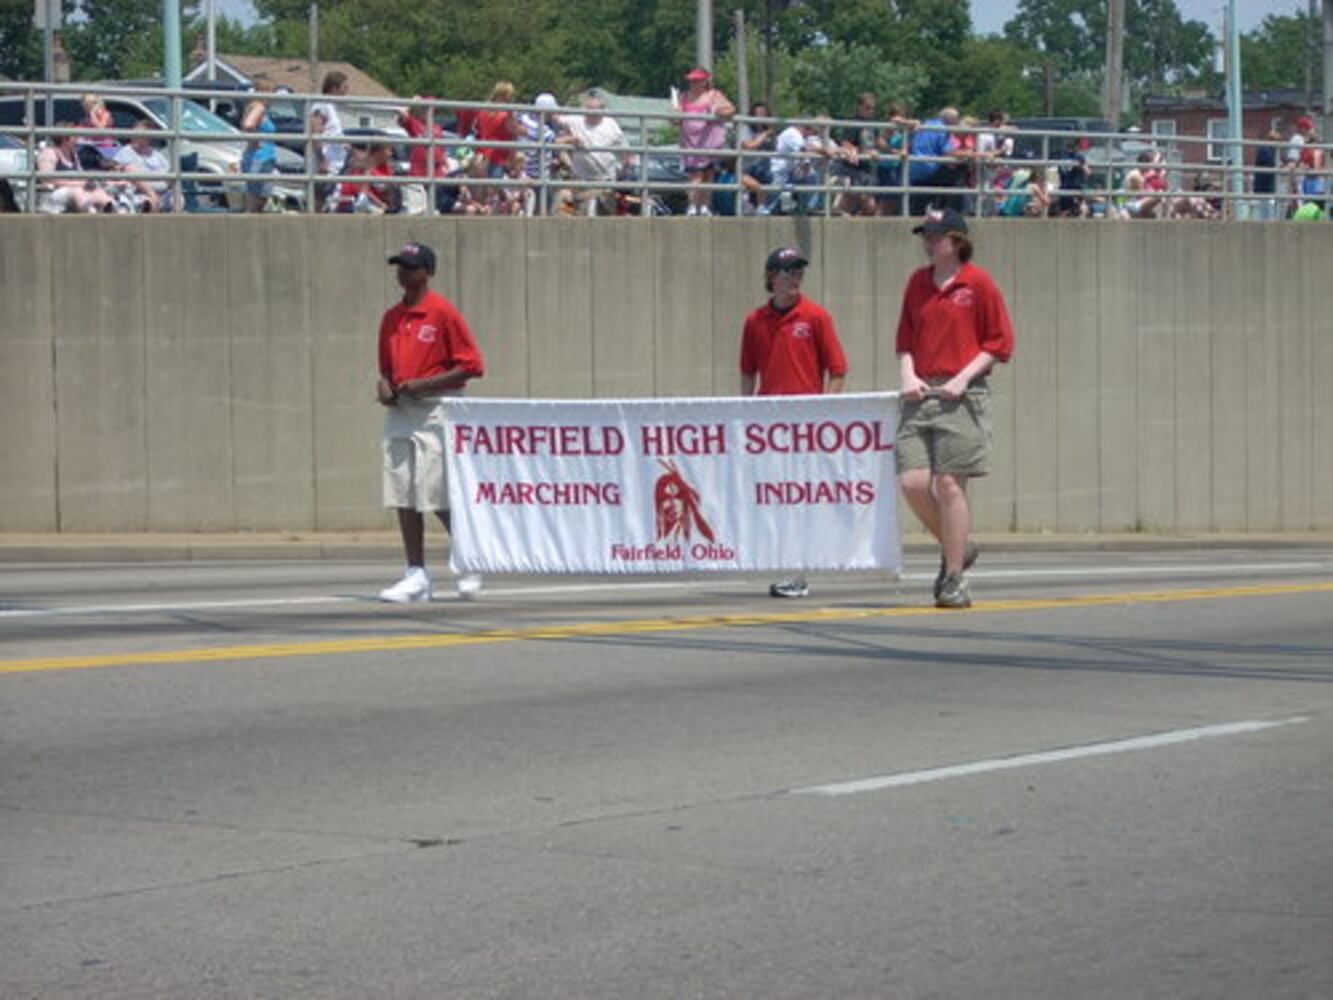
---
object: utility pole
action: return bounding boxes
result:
[1308,0,1318,114]
[1103,0,1125,127]
[696,0,713,71]
[1323,0,1332,149]
[164,0,181,87]
[36,0,57,125]
[733,9,749,114]
[309,4,320,94]
[206,0,217,80]
[763,0,774,110]
[1225,0,1243,217]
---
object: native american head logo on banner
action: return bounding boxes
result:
[654,460,715,543]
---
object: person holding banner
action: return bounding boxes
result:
[895,208,1014,609]
[740,246,849,598]
[377,242,487,603]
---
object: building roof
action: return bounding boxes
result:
[1143,89,1324,113]
[185,53,397,100]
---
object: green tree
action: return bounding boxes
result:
[1240,12,1322,93]
[1,0,44,80]
[787,41,926,118]
[60,0,200,80]
[1124,0,1213,90]
[1004,0,1213,97]
[1003,0,1103,77]
[943,36,1043,118]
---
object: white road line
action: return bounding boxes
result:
[0,581,715,619]
[791,717,1312,798]
[1,560,1329,620]
[0,595,354,618]
[966,561,1333,581]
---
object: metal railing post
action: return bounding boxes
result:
[169,91,183,215]
[304,94,316,214]
[23,86,37,212]
[426,102,437,217]
[639,112,650,217]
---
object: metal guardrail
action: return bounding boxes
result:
[1,81,1328,219]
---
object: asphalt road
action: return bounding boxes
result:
[2,548,1331,999]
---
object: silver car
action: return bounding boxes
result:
[0,93,308,210]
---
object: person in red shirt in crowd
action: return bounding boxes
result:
[377,243,486,603]
[740,246,849,598]
[333,142,398,212]
[895,208,1014,608]
[398,98,463,214]
[475,80,521,176]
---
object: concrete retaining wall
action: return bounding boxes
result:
[2,215,1330,534]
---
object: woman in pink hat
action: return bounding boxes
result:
[676,67,735,216]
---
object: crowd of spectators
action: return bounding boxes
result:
[3,70,1328,221]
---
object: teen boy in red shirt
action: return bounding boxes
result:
[377,242,486,602]
[895,208,1014,608]
[740,246,849,597]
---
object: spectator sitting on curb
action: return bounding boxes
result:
[112,121,172,212]
[830,92,880,216]
[738,102,777,213]
[80,94,119,162]
[36,125,116,213]
[335,142,398,213]
[399,98,462,214]
[761,120,820,214]
[519,92,563,213]
[908,107,966,215]
[476,80,521,176]
[874,102,917,216]
[553,95,629,217]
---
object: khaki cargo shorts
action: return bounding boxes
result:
[895,387,994,478]
[383,396,450,512]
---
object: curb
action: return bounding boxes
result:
[2,532,1331,564]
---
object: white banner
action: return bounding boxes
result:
[444,393,901,575]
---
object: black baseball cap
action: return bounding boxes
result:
[388,242,437,272]
[765,246,808,271]
[912,207,968,236]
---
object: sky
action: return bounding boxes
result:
[973,1,1306,37]
[214,0,1307,36]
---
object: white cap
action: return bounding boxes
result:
[534,92,558,110]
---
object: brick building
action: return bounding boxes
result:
[1140,89,1325,166]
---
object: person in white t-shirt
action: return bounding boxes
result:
[761,122,821,214]
[310,71,350,212]
[112,121,172,212]
[974,108,1014,215]
[554,96,629,215]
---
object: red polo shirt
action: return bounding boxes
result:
[740,295,848,396]
[895,262,1014,378]
[378,290,485,386]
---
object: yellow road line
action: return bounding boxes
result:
[3,581,1331,676]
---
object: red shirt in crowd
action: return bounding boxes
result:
[740,295,848,396]
[476,109,515,167]
[340,161,395,204]
[379,290,486,386]
[895,262,1014,379]
[401,114,451,178]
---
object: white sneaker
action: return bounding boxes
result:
[769,576,810,599]
[379,567,432,603]
[455,574,483,600]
